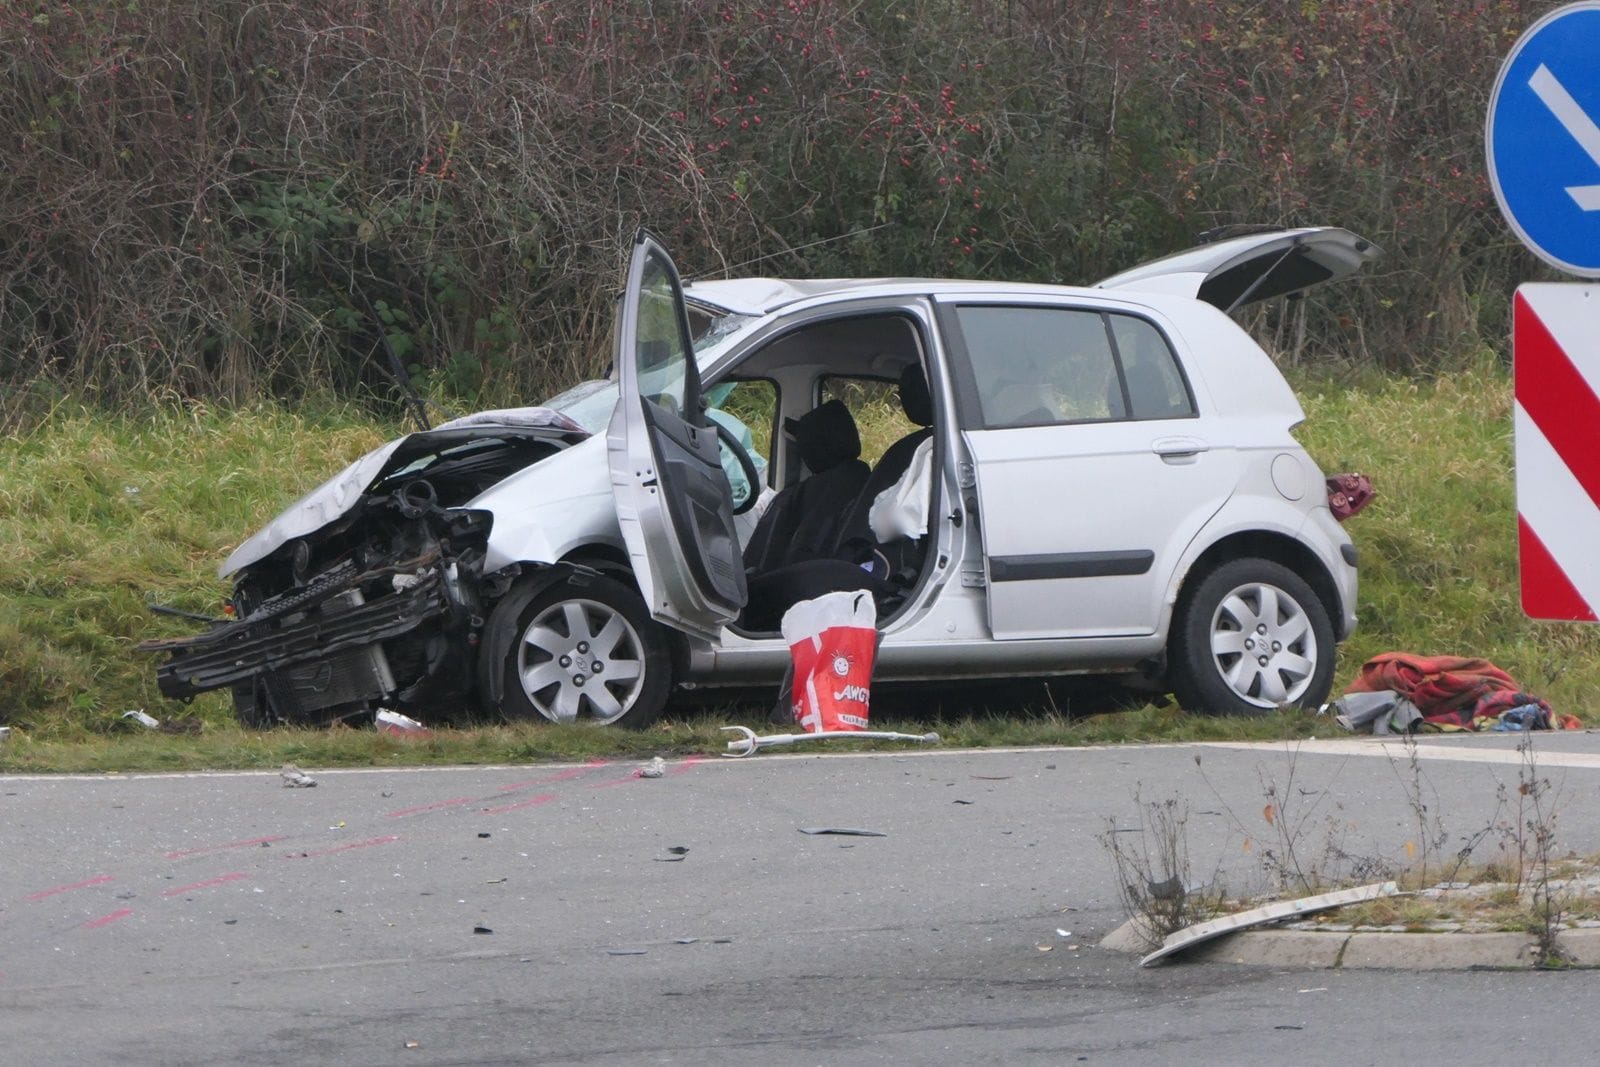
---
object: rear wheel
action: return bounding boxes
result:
[1168,557,1334,716]
[492,575,672,728]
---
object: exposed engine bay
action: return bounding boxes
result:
[140,420,588,725]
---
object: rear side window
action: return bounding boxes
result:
[952,305,1193,428]
[1110,315,1195,420]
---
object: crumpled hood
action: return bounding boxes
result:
[219,407,585,578]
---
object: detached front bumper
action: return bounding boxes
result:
[139,556,451,703]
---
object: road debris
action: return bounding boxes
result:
[675,938,699,945]
[404,1039,421,1049]
[721,725,939,758]
[953,799,975,805]
[1141,881,1399,967]
[122,709,160,729]
[473,925,493,935]
[376,708,429,735]
[607,948,647,956]
[280,763,317,788]
[638,756,667,779]
[798,827,887,837]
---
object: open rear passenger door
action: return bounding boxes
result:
[606,230,746,640]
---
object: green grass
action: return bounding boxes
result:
[3,365,1598,770]
[1292,363,1600,714]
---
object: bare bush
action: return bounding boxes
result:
[0,1,1569,420]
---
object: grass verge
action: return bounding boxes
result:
[3,364,1598,770]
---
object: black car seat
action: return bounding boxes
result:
[833,362,935,568]
[740,369,935,633]
[741,399,871,575]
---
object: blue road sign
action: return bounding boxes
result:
[1487,2,1600,277]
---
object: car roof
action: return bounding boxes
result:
[683,276,1168,317]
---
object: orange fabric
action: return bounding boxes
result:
[1345,652,1577,730]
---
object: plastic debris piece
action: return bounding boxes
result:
[280,763,317,788]
[798,827,887,837]
[473,926,493,935]
[1141,881,1399,967]
[404,1040,420,1049]
[0,726,10,744]
[122,709,160,729]
[722,725,940,757]
[666,846,689,855]
[478,832,491,839]
[376,708,429,735]
[638,756,667,779]
[1056,929,1072,938]
[607,948,647,956]
[675,938,699,945]
[486,878,507,884]
[953,799,975,805]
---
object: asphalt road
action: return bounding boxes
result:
[5,731,1600,1065]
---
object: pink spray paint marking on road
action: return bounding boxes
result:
[164,836,286,860]
[494,757,609,793]
[26,875,113,902]
[481,792,557,815]
[669,756,705,775]
[161,872,248,897]
[83,908,134,929]
[385,797,473,818]
[285,835,400,859]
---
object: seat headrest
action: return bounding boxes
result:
[899,363,933,427]
[784,399,861,474]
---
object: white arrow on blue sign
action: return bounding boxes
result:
[1487,2,1600,277]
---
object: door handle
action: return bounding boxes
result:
[1152,436,1208,462]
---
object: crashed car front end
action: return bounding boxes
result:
[140,414,589,726]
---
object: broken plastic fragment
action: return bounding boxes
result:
[606,948,647,956]
[473,925,493,935]
[376,709,429,735]
[798,827,887,837]
[122,709,160,729]
[638,756,667,779]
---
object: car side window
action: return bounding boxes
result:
[955,306,1123,427]
[953,305,1193,428]
[635,253,690,414]
[1109,314,1195,420]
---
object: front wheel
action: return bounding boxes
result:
[1168,557,1335,716]
[489,574,672,728]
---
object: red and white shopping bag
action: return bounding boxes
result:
[780,590,877,732]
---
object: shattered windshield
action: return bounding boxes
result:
[541,306,754,434]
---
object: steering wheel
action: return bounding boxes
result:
[711,418,763,515]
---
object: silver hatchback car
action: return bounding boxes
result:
[145,226,1373,727]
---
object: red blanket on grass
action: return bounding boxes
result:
[1345,652,1577,730]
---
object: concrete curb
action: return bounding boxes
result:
[1102,920,1600,970]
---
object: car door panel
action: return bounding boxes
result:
[607,230,745,639]
[963,422,1238,639]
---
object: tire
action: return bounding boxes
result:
[490,574,672,728]
[1168,557,1335,717]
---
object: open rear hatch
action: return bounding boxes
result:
[1094,226,1379,312]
